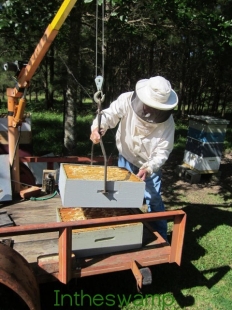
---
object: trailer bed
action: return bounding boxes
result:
[0,195,165,263]
[0,196,60,262]
[0,194,186,285]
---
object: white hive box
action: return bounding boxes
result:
[183,115,229,173]
[183,150,221,173]
[59,164,145,208]
[188,115,229,143]
[56,207,143,258]
[0,114,32,157]
[0,155,12,201]
[0,115,32,144]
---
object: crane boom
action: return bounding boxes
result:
[5,0,78,194]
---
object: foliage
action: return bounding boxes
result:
[0,1,231,113]
[0,0,232,154]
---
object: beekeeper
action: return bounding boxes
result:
[90,76,178,241]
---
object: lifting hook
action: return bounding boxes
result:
[92,76,108,194]
[94,90,105,107]
[94,75,105,108]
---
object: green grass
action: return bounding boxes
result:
[30,111,64,155]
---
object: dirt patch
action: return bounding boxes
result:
[162,151,232,206]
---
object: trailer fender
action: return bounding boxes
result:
[0,242,41,310]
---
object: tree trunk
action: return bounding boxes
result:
[48,47,55,109]
[63,2,83,155]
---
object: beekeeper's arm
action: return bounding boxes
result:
[137,119,175,180]
[90,92,130,144]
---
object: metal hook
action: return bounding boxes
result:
[95,75,104,91]
[94,90,105,106]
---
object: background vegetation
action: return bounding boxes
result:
[0,0,232,155]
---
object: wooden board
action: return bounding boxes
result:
[0,211,14,227]
[0,197,61,262]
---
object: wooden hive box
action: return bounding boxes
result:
[57,207,143,258]
[58,164,145,208]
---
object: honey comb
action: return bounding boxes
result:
[63,164,140,182]
[57,207,138,232]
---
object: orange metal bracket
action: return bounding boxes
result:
[131,261,143,291]
[58,227,72,284]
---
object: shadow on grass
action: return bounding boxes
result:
[39,203,231,310]
[153,203,232,308]
[162,149,232,203]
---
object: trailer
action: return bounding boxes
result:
[0,195,186,310]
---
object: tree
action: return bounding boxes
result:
[1,0,232,119]
[63,2,84,155]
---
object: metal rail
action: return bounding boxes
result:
[0,210,186,284]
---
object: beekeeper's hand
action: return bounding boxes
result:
[137,163,153,181]
[136,169,147,181]
[90,128,105,144]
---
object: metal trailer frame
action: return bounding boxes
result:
[0,209,186,310]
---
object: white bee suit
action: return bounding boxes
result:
[91,91,175,173]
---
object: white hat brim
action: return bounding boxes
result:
[136,79,178,111]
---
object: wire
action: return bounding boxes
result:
[11,179,37,188]
[95,0,98,78]
[11,125,22,166]
[102,1,105,78]
[59,55,92,99]
[95,0,105,78]
[30,190,58,201]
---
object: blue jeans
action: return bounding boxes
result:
[118,155,167,241]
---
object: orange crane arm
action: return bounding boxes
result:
[5,0,78,194]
